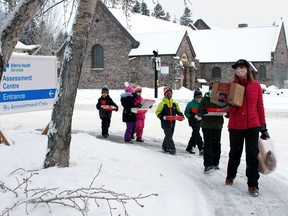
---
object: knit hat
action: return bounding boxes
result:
[163,86,172,96]
[125,85,134,93]
[101,85,109,93]
[133,85,142,93]
[232,59,250,69]
[194,88,202,98]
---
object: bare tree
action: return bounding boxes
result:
[44,0,99,168]
[0,0,47,80]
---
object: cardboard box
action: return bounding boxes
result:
[210,83,245,106]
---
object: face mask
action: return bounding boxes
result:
[136,92,141,96]
[165,92,172,98]
[236,67,247,77]
[195,98,202,103]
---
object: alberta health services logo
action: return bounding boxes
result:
[0,55,57,114]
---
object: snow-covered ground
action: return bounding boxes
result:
[0,86,288,216]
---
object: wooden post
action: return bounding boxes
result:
[42,123,50,135]
[0,130,11,145]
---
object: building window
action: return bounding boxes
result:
[212,67,221,78]
[91,44,104,69]
[258,65,266,79]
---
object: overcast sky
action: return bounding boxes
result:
[147,0,288,30]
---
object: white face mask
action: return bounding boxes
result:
[195,98,202,103]
[136,92,141,96]
[236,67,247,77]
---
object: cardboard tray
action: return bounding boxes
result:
[204,108,226,116]
[163,116,185,121]
[140,99,156,109]
[131,108,148,114]
[101,105,118,111]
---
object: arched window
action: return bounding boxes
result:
[212,67,221,78]
[258,65,266,79]
[91,44,104,69]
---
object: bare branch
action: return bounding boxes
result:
[1,166,158,216]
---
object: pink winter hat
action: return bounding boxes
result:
[125,85,134,93]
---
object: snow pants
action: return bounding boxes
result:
[202,128,222,167]
[186,125,204,151]
[124,121,136,142]
[162,127,175,151]
[227,127,260,188]
[101,118,111,135]
[135,119,145,139]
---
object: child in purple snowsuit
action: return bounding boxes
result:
[120,85,137,143]
[133,86,146,142]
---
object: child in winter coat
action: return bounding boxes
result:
[120,85,137,143]
[96,85,118,138]
[184,88,204,155]
[155,87,184,155]
[133,85,146,142]
[196,82,224,173]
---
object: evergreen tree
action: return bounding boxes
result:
[180,7,193,26]
[151,3,165,20]
[132,0,141,13]
[163,12,171,21]
[141,1,150,16]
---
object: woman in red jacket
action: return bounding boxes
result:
[225,59,270,197]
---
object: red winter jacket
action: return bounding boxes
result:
[228,78,266,129]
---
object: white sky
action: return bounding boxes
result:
[1,86,288,215]
[147,0,288,30]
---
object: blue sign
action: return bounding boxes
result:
[0,89,56,103]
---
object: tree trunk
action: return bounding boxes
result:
[44,0,99,168]
[0,0,46,80]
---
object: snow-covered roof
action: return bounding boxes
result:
[109,8,283,63]
[110,9,188,34]
[129,31,187,56]
[188,25,281,63]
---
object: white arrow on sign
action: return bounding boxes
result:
[49,90,55,97]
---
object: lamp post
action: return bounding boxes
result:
[153,50,160,98]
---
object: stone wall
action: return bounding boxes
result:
[79,6,133,89]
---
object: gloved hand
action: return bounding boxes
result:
[224,112,230,118]
[194,115,202,121]
[217,93,229,110]
[260,124,270,140]
[203,109,208,115]
[158,114,164,120]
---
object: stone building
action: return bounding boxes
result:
[75,1,288,90]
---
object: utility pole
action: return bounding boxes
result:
[153,50,160,98]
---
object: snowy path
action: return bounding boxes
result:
[1,96,288,216]
[72,127,288,216]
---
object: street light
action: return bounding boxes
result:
[153,50,160,98]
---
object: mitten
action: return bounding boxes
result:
[260,124,270,140]
[203,109,208,115]
[224,112,230,118]
[194,115,202,121]
[158,114,164,120]
[217,93,229,109]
